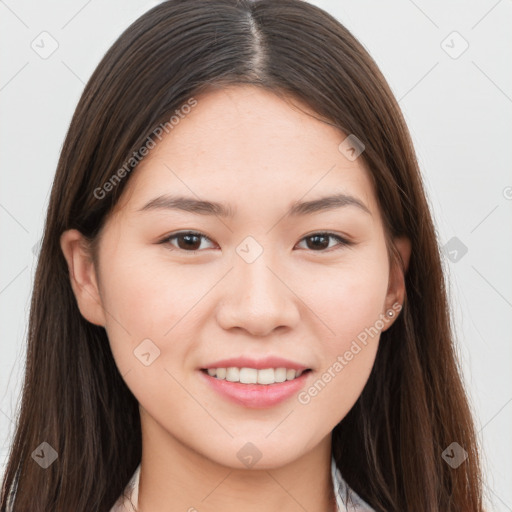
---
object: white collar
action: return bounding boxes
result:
[330,456,375,511]
[112,455,374,511]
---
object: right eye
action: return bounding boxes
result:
[160,231,216,253]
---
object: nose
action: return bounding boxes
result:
[215,251,301,337]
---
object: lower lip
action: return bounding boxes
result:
[199,370,311,409]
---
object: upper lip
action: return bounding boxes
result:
[201,356,310,371]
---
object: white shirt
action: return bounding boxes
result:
[109,455,375,511]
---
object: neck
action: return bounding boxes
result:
[136,408,336,512]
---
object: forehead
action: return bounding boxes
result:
[114,85,380,222]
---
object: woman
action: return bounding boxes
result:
[0,1,485,510]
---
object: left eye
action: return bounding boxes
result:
[161,231,351,254]
[296,232,350,251]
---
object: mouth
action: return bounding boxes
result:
[200,367,312,385]
[198,367,313,409]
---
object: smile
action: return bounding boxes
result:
[199,368,312,408]
[202,367,309,384]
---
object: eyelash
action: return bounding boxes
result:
[159,231,352,254]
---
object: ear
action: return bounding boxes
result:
[60,229,107,327]
[382,236,411,331]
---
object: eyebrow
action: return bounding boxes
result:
[137,193,372,217]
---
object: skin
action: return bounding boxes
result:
[61,85,411,512]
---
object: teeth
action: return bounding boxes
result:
[274,368,288,382]
[240,367,258,384]
[204,367,306,384]
[226,367,239,382]
[257,368,275,385]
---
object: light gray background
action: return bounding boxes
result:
[1,0,511,510]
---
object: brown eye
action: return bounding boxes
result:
[160,231,351,254]
[297,232,350,252]
[163,231,215,252]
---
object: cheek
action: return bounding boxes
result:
[301,249,390,345]
[293,249,389,419]
[100,243,205,325]
[97,244,222,383]
[96,251,184,365]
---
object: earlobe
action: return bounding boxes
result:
[59,229,106,327]
[382,236,411,329]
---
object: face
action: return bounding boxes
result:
[62,85,409,470]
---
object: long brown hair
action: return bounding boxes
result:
[1,1,485,510]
